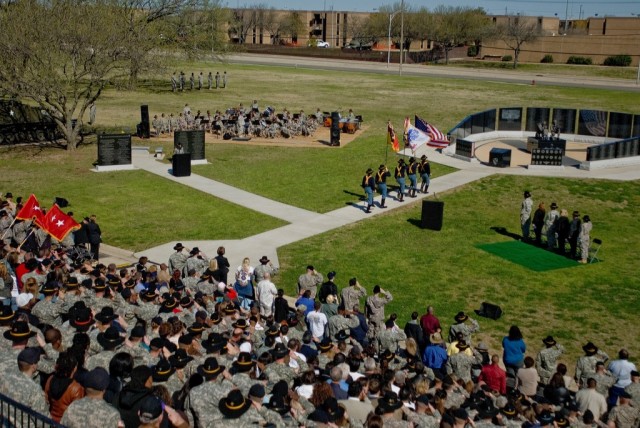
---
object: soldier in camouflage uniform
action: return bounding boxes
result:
[0,348,50,419]
[60,367,122,428]
[365,285,392,339]
[187,357,234,426]
[183,269,200,294]
[231,352,262,395]
[536,335,565,385]
[448,311,480,346]
[592,361,616,397]
[341,277,367,315]
[297,265,323,298]
[168,243,188,276]
[575,341,609,388]
[443,377,469,409]
[185,247,209,276]
[447,341,482,383]
[607,392,640,428]
[30,282,65,326]
[626,370,640,407]
[377,318,407,354]
[326,307,360,340]
[265,343,307,387]
[86,326,125,370]
[406,395,440,428]
[253,255,278,284]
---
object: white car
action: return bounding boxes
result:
[316,40,330,48]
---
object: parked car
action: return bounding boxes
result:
[316,40,330,48]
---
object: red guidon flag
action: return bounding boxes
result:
[36,204,80,241]
[15,194,44,223]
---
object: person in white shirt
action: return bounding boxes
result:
[255,272,277,317]
[307,301,328,340]
[576,378,608,421]
[608,349,637,407]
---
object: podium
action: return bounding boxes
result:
[421,200,444,231]
[172,153,191,177]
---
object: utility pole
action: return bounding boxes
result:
[564,0,569,34]
[399,0,404,75]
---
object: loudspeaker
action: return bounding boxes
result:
[54,197,69,208]
[421,200,444,231]
[172,153,191,177]
[330,111,340,146]
[139,105,150,138]
[474,302,503,320]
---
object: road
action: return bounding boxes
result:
[227,53,640,92]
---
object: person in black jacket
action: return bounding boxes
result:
[555,209,571,255]
[214,246,230,284]
[113,365,169,428]
[86,215,102,261]
[73,218,90,250]
[318,271,338,304]
[404,311,426,354]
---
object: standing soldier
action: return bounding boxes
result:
[215,72,220,89]
[341,277,366,313]
[362,168,375,214]
[179,71,185,91]
[222,71,227,88]
[365,285,393,339]
[375,164,390,209]
[448,311,480,346]
[297,265,323,299]
[520,191,533,241]
[536,335,565,385]
[407,157,418,198]
[207,72,213,90]
[168,243,188,277]
[419,154,431,194]
[394,158,406,202]
[198,72,203,90]
[189,72,195,90]
[575,341,609,388]
[171,72,177,92]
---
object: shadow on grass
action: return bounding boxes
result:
[343,190,365,198]
[490,226,522,241]
[407,218,422,228]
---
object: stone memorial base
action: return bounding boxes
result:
[94,164,136,172]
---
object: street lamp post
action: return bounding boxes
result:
[399,0,404,75]
[387,11,399,68]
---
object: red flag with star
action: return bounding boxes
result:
[15,194,44,223]
[36,204,80,241]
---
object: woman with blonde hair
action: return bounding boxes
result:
[0,263,14,306]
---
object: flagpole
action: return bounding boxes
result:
[17,228,35,251]
[384,120,390,165]
[0,217,17,240]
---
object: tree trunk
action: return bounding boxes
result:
[513,48,520,69]
[62,120,79,150]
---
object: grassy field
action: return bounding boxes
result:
[3,58,639,367]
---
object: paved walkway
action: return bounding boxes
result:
[94,146,640,272]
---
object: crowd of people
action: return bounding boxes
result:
[171,71,228,92]
[150,102,353,141]
[1,192,638,428]
[519,191,593,263]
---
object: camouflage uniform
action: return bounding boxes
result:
[444,388,468,409]
[447,350,481,383]
[366,290,393,338]
[154,373,185,396]
[197,280,216,296]
[341,286,367,313]
[232,372,262,396]
[0,368,50,418]
[265,362,300,387]
[60,396,121,428]
[183,276,200,295]
[575,350,609,387]
[297,271,323,299]
[381,414,411,428]
[407,411,440,428]
[475,420,500,428]
[168,251,188,275]
[86,349,119,370]
[327,314,360,340]
[253,264,278,284]
[536,344,565,384]
[185,255,209,276]
[377,328,407,354]
[130,300,159,323]
[607,404,640,428]
[31,298,64,326]
[448,317,480,345]
[20,270,47,287]
[626,382,640,407]
[592,371,616,397]
[187,379,235,427]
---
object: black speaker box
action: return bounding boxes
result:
[421,200,444,231]
[474,302,503,320]
[172,153,191,177]
[330,111,341,146]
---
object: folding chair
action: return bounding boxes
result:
[589,238,602,264]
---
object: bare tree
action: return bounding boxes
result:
[428,6,489,64]
[0,0,129,150]
[261,8,282,44]
[279,11,305,44]
[497,15,541,68]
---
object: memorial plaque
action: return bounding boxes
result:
[531,148,563,166]
[97,134,132,166]
[471,109,496,134]
[174,130,205,160]
[498,107,523,131]
[608,112,632,139]
[578,109,608,137]
[455,139,475,158]
[587,142,616,161]
[525,108,551,132]
[633,115,640,139]
[552,108,577,134]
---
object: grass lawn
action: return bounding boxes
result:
[0,145,286,251]
[276,174,640,368]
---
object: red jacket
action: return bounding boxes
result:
[479,363,507,395]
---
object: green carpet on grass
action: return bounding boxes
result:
[476,241,579,272]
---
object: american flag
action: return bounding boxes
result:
[580,110,607,137]
[415,115,449,148]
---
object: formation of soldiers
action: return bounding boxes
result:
[1,196,639,427]
[171,71,227,92]
[150,102,323,141]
